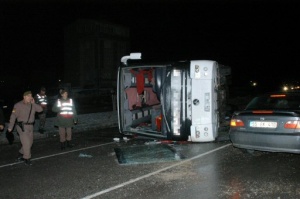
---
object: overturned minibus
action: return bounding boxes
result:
[117,53,230,142]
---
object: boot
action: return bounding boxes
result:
[16,152,24,162]
[24,159,32,166]
[66,141,74,148]
[60,142,66,150]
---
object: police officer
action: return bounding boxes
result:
[7,91,43,166]
[52,89,78,150]
[34,87,48,134]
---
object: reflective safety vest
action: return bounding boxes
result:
[57,99,74,118]
[37,94,48,107]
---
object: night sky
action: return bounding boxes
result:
[0,0,299,95]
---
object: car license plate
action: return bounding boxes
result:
[249,121,277,128]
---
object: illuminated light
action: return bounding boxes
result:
[284,121,300,129]
[230,119,245,127]
[252,110,273,114]
[283,86,288,91]
[270,94,286,98]
[250,81,257,86]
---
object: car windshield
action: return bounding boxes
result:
[245,93,300,110]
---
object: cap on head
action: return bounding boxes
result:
[23,91,32,96]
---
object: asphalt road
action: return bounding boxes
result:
[0,127,300,199]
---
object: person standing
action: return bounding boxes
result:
[34,87,48,134]
[0,106,4,132]
[57,87,64,99]
[52,89,78,150]
[7,91,43,166]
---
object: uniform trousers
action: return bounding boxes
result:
[38,112,46,129]
[17,125,34,159]
[58,127,72,142]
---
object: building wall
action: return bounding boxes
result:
[64,19,130,89]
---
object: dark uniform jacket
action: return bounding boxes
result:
[34,93,48,113]
[52,98,78,128]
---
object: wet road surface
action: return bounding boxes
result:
[0,127,300,199]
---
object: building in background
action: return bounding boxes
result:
[64,19,130,90]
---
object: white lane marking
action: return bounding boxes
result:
[0,142,115,168]
[81,143,232,199]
